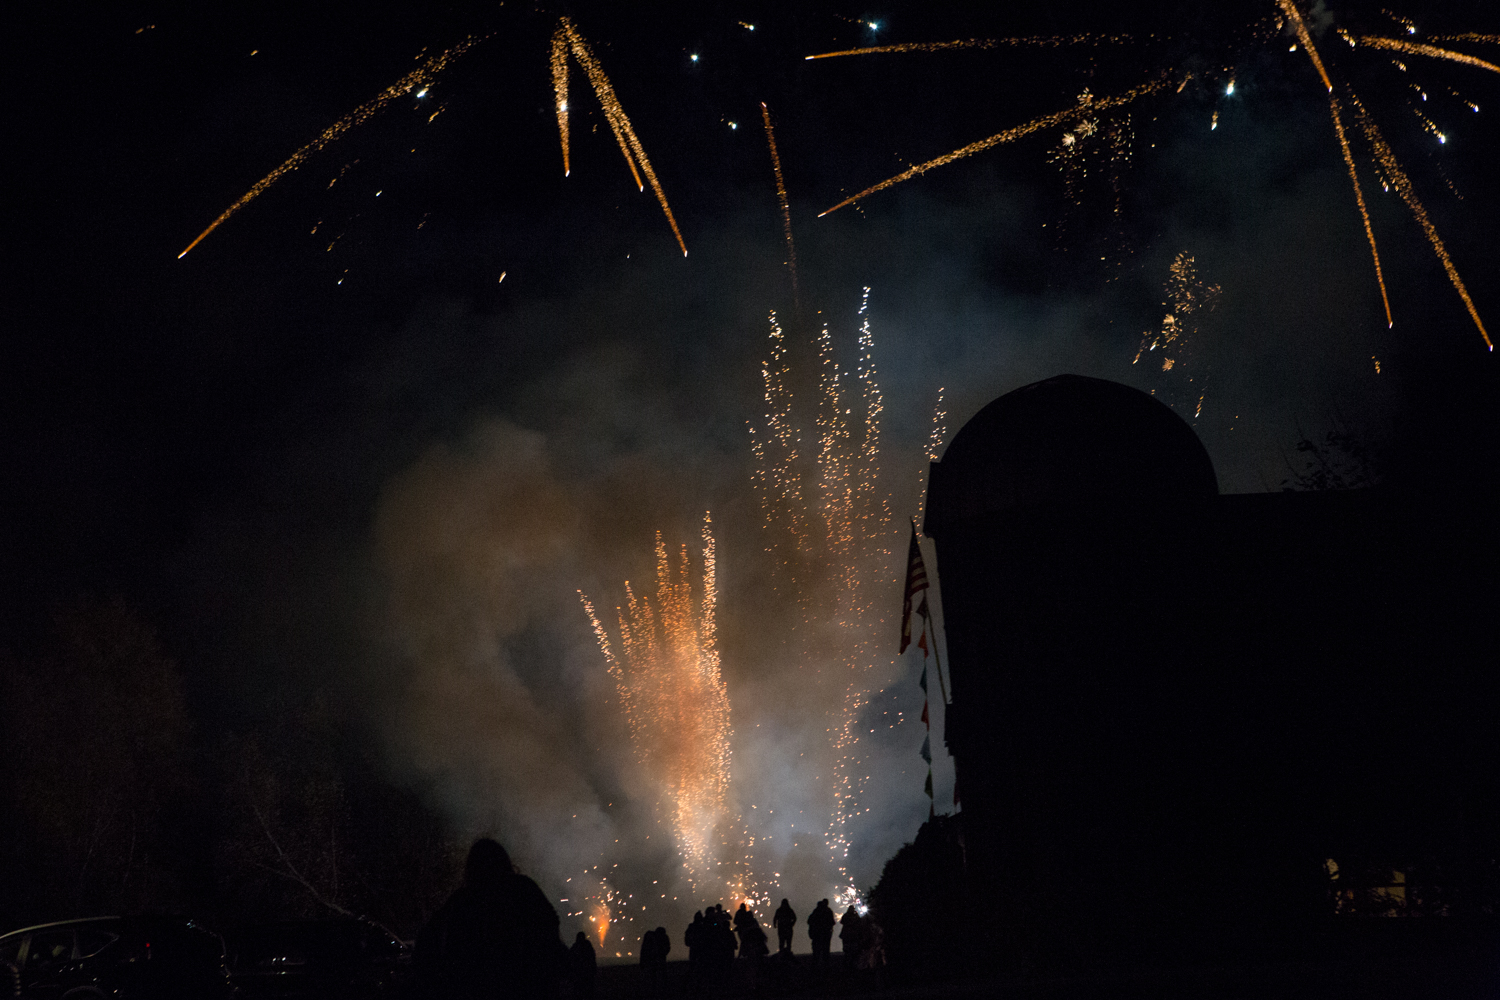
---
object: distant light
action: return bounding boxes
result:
[729,121,738,129]
[1408,25,1417,34]
[1438,133,1447,143]
[1225,79,1235,96]
[416,88,428,98]
[690,53,699,62]
[747,24,755,31]
[375,190,382,196]
[868,21,879,30]
[560,102,567,111]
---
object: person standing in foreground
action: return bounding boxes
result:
[772,899,796,955]
[807,899,835,969]
[415,838,563,1000]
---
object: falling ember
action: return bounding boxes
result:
[555,18,688,256]
[818,79,1168,217]
[761,102,799,305]
[1349,96,1492,348]
[914,389,948,520]
[178,38,480,258]
[579,514,735,890]
[1354,36,1500,77]
[805,34,1136,61]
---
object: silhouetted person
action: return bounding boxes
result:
[685,912,705,980]
[839,907,865,970]
[639,926,670,993]
[737,904,769,959]
[415,838,562,1000]
[771,899,796,955]
[569,933,596,998]
[709,906,736,977]
[807,900,835,969]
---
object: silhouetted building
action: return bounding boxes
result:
[924,374,1499,960]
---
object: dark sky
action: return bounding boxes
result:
[8,0,1500,945]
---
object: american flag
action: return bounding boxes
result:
[899,519,929,653]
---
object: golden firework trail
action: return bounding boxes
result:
[749,312,811,571]
[817,79,1168,217]
[914,389,947,520]
[1134,253,1221,415]
[178,38,480,259]
[551,27,571,177]
[1428,34,1500,47]
[760,102,799,305]
[806,34,1138,60]
[1277,0,1333,92]
[579,515,737,890]
[1354,36,1500,77]
[555,18,687,256]
[1350,95,1492,349]
[1327,93,1393,327]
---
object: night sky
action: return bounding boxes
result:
[9,0,1500,948]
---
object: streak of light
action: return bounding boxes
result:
[1428,34,1500,46]
[805,35,1137,60]
[1327,92,1393,327]
[760,102,799,304]
[1278,0,1333,92]
[817,79,1167,217]
[1354,36,1500,76]
[914,389,947,520]
[1350,95,1492,348]
[178,38,479,259]
[559,18,687,255]
[551,26,571,176]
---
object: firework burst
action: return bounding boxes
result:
[808,2,1497,346]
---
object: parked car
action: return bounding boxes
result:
[225,919,409,999]
[0,915,233,999]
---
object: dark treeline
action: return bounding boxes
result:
[0,597,461,937]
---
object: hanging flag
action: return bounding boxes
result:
[915,594,931,620]
[918,665,927,693]
[916,595,949,706]
[899,520,929,653]
[919,734,932,763]
[920,700,928,726]
[923,768,933,798]
[917,628,929,656]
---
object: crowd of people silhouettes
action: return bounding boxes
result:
[414,839,880,998]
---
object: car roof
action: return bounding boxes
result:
[0,918,123,940]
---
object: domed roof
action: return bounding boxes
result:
[925,374,1217,532]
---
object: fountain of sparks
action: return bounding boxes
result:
[747,290,894,909]
[579,515,755,903]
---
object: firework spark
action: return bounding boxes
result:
[1327,92,1393,327]
[914,389,947,519]
[1428,35,1500,46]
[1278,0,1333,92]
[178,38,480,259]
[579,515,736,890]
[817,79,1168,217]
[806,35,1139,60]
[1134,253,1221,416]
[1350,95,1492,348]
[555,18,687,256]
[761,103,799,304]
[1354,36,1500,77]
[551,27,571,177]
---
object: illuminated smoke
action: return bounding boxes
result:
[818,79,1168,217]
[579,515,740,894]
[555,18,688,256]
[178,38,480,259]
